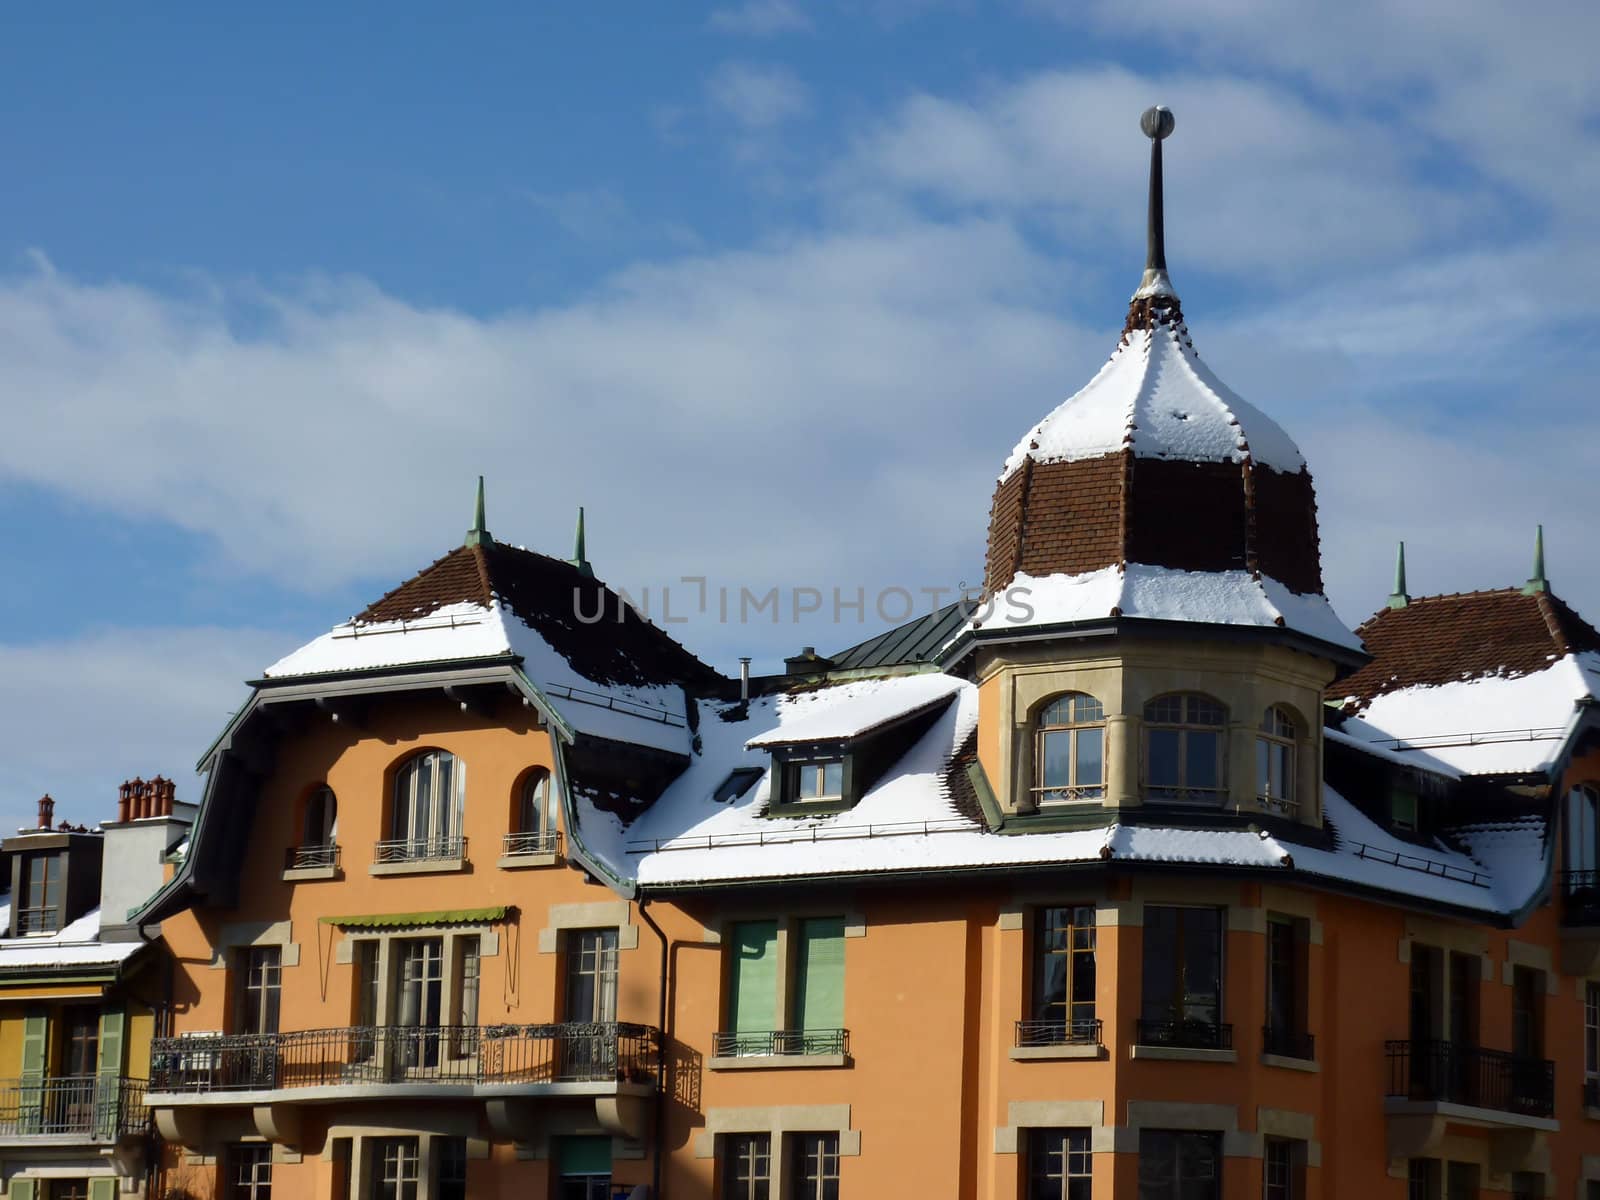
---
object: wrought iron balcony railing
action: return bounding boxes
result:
[1262,1026,1315,1061]
[1014,1018,1102,1048]
[149,1023,659,1094]
[501,830,561,858]
[1385,1039,1555,1119]
[14,907,60,935]
[284,843,340,871]
[0,1075,148,1140]
[1134,1018,1233,1051]
[1559,870,1600,926]
[373,836,467,865]
[710,1029,849,1058]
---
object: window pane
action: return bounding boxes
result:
[1041,730,1073,790]
[1148,729,1181,787]
[1185,731,1219,790]
[1075,728,1103,788]
[821,761,843,796]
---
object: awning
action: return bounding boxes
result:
[319,906,508,930]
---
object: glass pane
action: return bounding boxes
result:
[1075,727,1103,787]
[1041,730,1073,790]
[1256,739,1271,797]
[1148,730,1180,787]
[821,761,843,796]
[1185,732,1219,790]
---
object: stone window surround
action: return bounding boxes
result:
[693,1104,859,1200]
[994,1101,1319,1165]
[319,1118,491,1200]
[210,921,302,971]
[536,901,639,955]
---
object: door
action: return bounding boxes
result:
[562,930,618,1079]
[1448,952,1479,1104]
[59,1010,98,1132]
[393,939,443,1070]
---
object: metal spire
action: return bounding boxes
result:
[571,506,594,577]
[1387,541,1410,609]
[1135,106,1176,300]
[464,476,490,548]
[1522,524,1548,595]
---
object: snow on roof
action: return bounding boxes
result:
[1339,651,1600,777]
[998,319,1306,482]
[961,564,1361,653]
[563,675,1531,916]
[0,905,142,971]
[264,600,695,756]
[746,674,967,748]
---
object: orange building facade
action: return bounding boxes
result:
[113,108,1600,1200]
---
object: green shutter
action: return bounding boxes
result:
[794,916,846,1032]
[10,1179,36,1200]
[95,1007,126,1139]
[728,921,778,1034]
[88,1179,117,1200]
[556,1135,612,1175]
[18,1012,46,1134]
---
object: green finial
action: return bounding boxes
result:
[571,506,594,577]
[1387,541,1409,609]
[1523,524,1548,595]
[465,476,490,548]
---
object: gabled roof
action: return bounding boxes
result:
[1341,588,1600,707]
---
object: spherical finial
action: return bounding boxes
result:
[1140,106,1175,140]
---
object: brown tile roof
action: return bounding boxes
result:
[1338,588,1600,708]
[355,541,725,691]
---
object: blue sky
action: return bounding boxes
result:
[3,0,1598,830]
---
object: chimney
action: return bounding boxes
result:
[36,795,54,830]
[739,657,751,702]
[98,778,197,941]
[117,781,133,823]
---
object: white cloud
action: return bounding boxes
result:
[708,0,812,36]
[705,61,813,130]
[0,627,294,834]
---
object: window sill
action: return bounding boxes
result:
[1128,1044,1237,1064]
[708,1053,850,1071]
[1009,1044,1105,1061]
[498,852,560,870]
[1260,1053,1319,1073]
[369,858,467,877]
[281,865,340,883]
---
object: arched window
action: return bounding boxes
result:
[1143,693,1227,804]
[302,786,337,848]
[1567,784,1600,875]
[386,750,464,862]
[1034,693,1106,805]
[1256,707,1297,814]
[507,770,556,856]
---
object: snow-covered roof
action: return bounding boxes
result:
[746,675,967,748]
[1337,652,1600,777]
[955,564,1362,655]
[0,905,143,972]
[564,672,1537,918]
[999,316,1305,482]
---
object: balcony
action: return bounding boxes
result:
[283,843,340,879]
[1011,1018,1104,1061]
[370,835,467,876]
[1385,1039,1555,1120]
[0,1075,148,1143]
[709,1029,850,1069]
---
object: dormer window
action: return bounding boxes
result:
[1144,693,1227,804]
[19,853,63,934]
[793,760,844,803]
[1256,707,1297,815]
[1034,693,1106,805]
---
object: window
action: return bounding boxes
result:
[1026,1128,1091,1200]
[372,1137,419,1200]
[1263,1139,1302,1200]
[384,750,464,861]
[61,1007,99,1076]
[1256,708,1296,814]
[507,771,555,855]
[1445,1162,1479,1200]
[1137,1130,1219,1200]
[1567,784,1600,873]
[303,786,337,847]
[237,947,281,1035]
[352,941,379,1063]
[1035,694,1105,804]
[714,767,763,804]
[556,1136,611,1200]
[791,1133,839,1200]
[1029,906,1096,1043]
[395,938,443,1068]
[1585,982,1598,1094]
[1510,1173,1543,1200]
[565,929,619,1023]
[1409,945,1440,1042]
[18,853,63,934]
[1512,966,1543,1059]
[49,1183,90,1200]
[226,1145,273,1200]
[1140,907,1226,1048]
[1264,917,1309,1058]
[456,936,481,1028]
[793,760,844,803]
[1408,1159,1439,1200]
[726,920,779,1054]
[1144,694,1227,803]
[435,1137,467,1200]
[721,917,847,1056]
[1391,784,1420,833]
[721,1133,771,1200]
